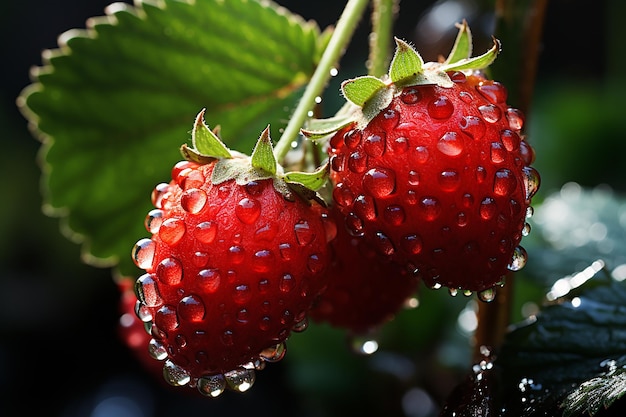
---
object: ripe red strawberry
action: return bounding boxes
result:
[308,23,539,295]
[310,207,419,334]
[131,112,334,396]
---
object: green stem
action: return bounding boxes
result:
[368,0,397,77]
[274,0,370,161]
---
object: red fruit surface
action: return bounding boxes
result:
[310,207,419,334]
[131,160,333,389]
[328,72,539,292]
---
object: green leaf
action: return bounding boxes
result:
[389,38,424,84]
[284,163,329,191]
[440,38,501,72]
[444,20,472,65]
[497,279,626,416]
[300,114,355,140]
[250,126,277,175]
[18,0,322,276]
[192,109,232,159]
[563,368,626,417]
[341,76,387,107]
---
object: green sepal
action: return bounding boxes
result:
[192,108,232,159]
[301,114,355,140]
[180,144,216,164]
[284,162,329,191]
[341,76,387,107]
[440,37,501,72]
[389,38,424,84]
[250,125,277,176]
[444,20,472,66]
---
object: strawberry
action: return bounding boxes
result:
[305,22,539,295]
[310,207,419,335]
[131,111,334,396]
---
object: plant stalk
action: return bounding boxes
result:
[368,0,398,77]
[274,0,370,161]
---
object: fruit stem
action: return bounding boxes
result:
[274,0,370,161]
[473,278,513,363]
[368,0,398,77]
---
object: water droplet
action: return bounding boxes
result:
[480,197,497,220]
[179,294,205,322]
[477,81,507,104]
[522,166,541,201]
[307,254,325,274]
[330,67,338,77]
[151,183,170,208]
[400,87,421,104]
[428,96,454,119]
[145,209,164,233]
[459,91,473,103]
[198,374,226,397]
[457,212,468,227]
[415,146,430,163]
[280,273,295,293]
[233,284,252,304]
[508,246,528,271]
[460,115,486,140]
[449,288,458,296]
[330,154,345,172]
[228,245,245,264]
[179,168,206,190]
[292,316,309,332]
[194,221,217,245]
[402,234,423,254]
[353,195,377,221]
[500,129,521,152]
[132,238,156,269]
[348,151,368,173]
[221,329,234,346]
[363,168,396,197]
[224,367,256,392]
[163,359,191,386]
[364,133,386,157]
[198,268,220,293]
[506,108,525,130]
[408,170,420,186]
[462,193,474,208]
[252,249,274,273]
[171,160,196,181]
[175,334,187,348]
[383,204,406,226]
[520,140,536,165]
[438,170,461,191]
[419,197,442,221]
[526,206,534,219]
[148,338,168,360]
[279,243,294,260]
[437,132,464,156]
[236,198,261,225]
[522,222,531,236]
[344,213,364,237]
[135,273,162,307]
[332,182,355,207]
[449,71,467,83]
[260,342,287,362]
[382,108,400,129]
[157,257,183,285]
[374,231,395,256]
[259,316,271,331]
[155,305,179,332]
[493,169,517,197]
[392,136,409,154]
[181,188,207,214]
[477,287,496,302]
[490,142,506,164]
[294,220,315,246]
[478,104,502,123]
[344,129,362,149]
[159,218,186,246]
[135,301,153,322]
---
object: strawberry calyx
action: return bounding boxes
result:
[302,20,501,137]
[181,109,329,204]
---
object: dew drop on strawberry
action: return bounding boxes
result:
[228,246,245,264]
[333,182,355,207]
[194,221,217,244]
[459,91,473,104]
[415,145,430,163]
[402,234,423,254]
[478,104,503,123]
[437,131,464,156]
[259,316,271,331]
[163,359,191,386]
[384,204,406,225]
[321,213,338,242]
[145,209,164,233]
[178,294,205,322]
[493,169,517,197]
[192,251,209,268]
[279,273,295,293]
[392,136,409,154]
[260,342,286,362]
[462,193,474,208]
[156,257,183,285]
[439,170,461,191]
[354,194,377,221]
[363,167,396,197]
[348,151,368,173]
[400,87,421,104]
[235,197,261,225]
[460,115,486,140]
[506,108,525,131]
[221,330,235,346]
[252,249,274,273]
[292,316,309,332]
[419,197,441,221]
[476,81,508,104]
[198,269,221,293]
[408,170,420,187]
[233,284,252,304]
[522,166,541,201]
[374,231,395,256]
[294,220,315,246]
[155,305,179,332]
[148,338,167,360]
[236,308,250,323]
[475,166,487,184]
[519,140,535,165]
[132,238,156,269]
[330,154,345,172]
[198,375,226,398]
[181,188,207,214]
[135,301,153,322]
[307,254,325,274]
[449,71,467,83]
[490,142,507,164]
[224,368,256,393]
[457,212,468,227]
[278,242,294,260]
[364,133,386,157]
[151,183,170,208]
[345,212,365,237]
[343,129,362,149]
[135,273,163,307]
[428,96,454,119]
[477,287,496,303]
[159,218,186,246]
[479,197,498,220]
[500,129,521,152]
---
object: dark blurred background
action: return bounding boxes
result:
[0,0,621,416]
